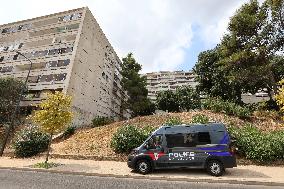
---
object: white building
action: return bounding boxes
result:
[145,71,198,101]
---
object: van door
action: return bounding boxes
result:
[165,132,210,168]
[165,133,199,168]
[142,134,168,168]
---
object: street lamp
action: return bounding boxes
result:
[0,51,33,156]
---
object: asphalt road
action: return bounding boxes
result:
[0,169,283,189]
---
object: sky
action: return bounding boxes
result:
[0,0,253,73]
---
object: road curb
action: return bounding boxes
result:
[0,166,284,187]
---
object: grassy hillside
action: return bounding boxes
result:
[51,110,283,158]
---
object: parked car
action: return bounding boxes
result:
[127,123,236,176]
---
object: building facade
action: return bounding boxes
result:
[145,71,198,101]
[0,7,129,125]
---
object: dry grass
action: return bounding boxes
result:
[51,110,283,157]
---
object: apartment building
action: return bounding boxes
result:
[145,71,198,101]
[0,7,130,125]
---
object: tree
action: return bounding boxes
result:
[275,79,284,122]
[30,92,73,163]
[121,53,155,117]
[218,0,284,96]
[156,87,201,112]
[194,49,242,103]
[0,77,25,124]
[134,98,156,116]
[156,90,179,112]
[194,0,284,103]
[176,86,201,111]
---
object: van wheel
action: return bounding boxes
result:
[136,159,151,175]
[206,160,224,177]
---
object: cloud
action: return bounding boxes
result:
[0,0,251,72]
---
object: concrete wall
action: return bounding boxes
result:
[0,7,129,126]
[66,8,127,125]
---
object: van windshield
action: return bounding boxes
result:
[147,135,163,149]
[139,128,161,148]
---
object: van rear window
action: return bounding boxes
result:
[166,132,211,148]
[197,132,211,144]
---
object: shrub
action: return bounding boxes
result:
[92,116,113,128]
[176,86,201,111]
[201,97,252,119]
[156,90,180,112]
[228,124,284,162]
[62,125,76,139]
[164,117,182,126]
[33,162,61,169]
[13,126,50,158]
[257,99,279,111]
[156,86,201,112]
[111,125,154,153]
[191,114,209,124]
[254,110,280,120]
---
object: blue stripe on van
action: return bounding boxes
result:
[207,151,232,156]
[197,145,226,151]
[219,132,229,144]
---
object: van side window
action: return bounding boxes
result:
[166,133,197,148]
[197,132,211,144]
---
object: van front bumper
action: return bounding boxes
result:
[222,155,237,168]
[127,154,135,169]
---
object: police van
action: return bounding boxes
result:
[127,123,236,176]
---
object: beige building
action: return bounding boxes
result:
[0,7,130,125]
[145,71,198,101]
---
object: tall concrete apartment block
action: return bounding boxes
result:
[0,7,130,125]
[145,71,198,101]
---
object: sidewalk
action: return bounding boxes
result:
[1,157,284,186]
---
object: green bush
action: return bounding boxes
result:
[92,116,113,128]
[191,114,209,124]
[256,100,279,111]
[228,124,284,162]
[156,86,201,112]
[111,125,154,153]
[33,162,61,169]
[13,126,50,158]
[164,117,183,126]
[201,98,252,119]
[62,125,76,139]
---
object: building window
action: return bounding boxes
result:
[1,28,8,34]
[28,76,39,83]
[57,59,70,67]
[18,25,23,31]
[3,66,13,73]
[1,23,32,35]
[72,13,82,20]
[58,13,82,22]
[63,15,72,21]
[13,54,19,60]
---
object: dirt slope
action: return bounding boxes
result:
[51,110,283,157]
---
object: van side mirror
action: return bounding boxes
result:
[144,142,151,150]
